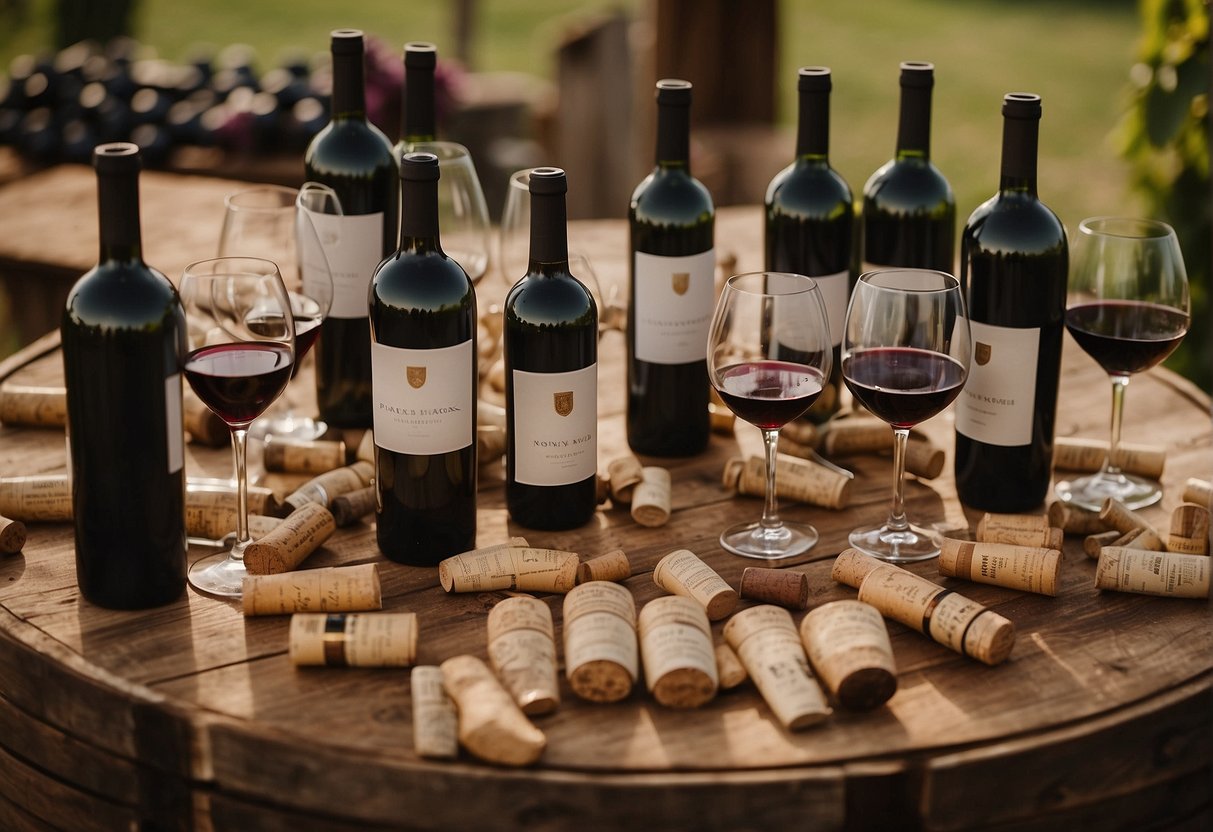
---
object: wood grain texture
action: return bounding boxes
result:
[0,170,1209,829]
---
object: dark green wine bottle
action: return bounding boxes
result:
[62,142,187,609]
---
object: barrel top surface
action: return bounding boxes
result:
[0,168,1210,829]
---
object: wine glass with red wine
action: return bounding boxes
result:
[707,272,832,559]
[842,269,971,562]
[180,257,295,597]
[1054,217,1189,511]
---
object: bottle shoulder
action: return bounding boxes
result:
[766,160,854,219]
[863,157,954,212]
[631,168,715,226]
[64,261,184,332]
[964,194,1067,255]
[505,272,597,329]
[305,119,396,172]
[371,251,475,310]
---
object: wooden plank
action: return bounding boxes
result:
[0,738,138,832]
[0,789,59,832]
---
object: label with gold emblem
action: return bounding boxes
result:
[512,364,597,486]
[955,321,1039,446]
[633,249,716,364]
[371,340,474,455]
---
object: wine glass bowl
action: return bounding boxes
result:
[841,268,970,562]
[180,257,295,598]
[707,271,833,560]
[1054,217,1189,511]
[399,140,491,284]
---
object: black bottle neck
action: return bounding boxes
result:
[97,167,142,263]
[403,63,435,142]
[895,84,932,160]
[399,176,442,253]
[656,100,690,169]
[330,50,367,120]
[999,114,1039,197]
[796,89,830,159]
[529,190,569,268]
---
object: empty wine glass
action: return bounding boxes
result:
[180,257,295,597]
[842,269,971,562]
[399,140,491,283]
[1054,217,1189,511]
[707,272,833,559]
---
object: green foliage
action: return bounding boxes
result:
[1118,0,1210,392]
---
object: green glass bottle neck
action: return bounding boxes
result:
[97,170,144,264]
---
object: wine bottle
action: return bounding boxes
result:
[370,152,477,564]
[861,61,955,274]
[397,41,437,146]
[505,168,598,529]
[765,67,853,424]
[304,29,398,428]
[61,143,187,609]
[955,93,1067,511]
[627,79,714,457]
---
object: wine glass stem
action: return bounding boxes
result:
[886,428,910,533]
[1102,375,1129,477]
[231,427,251,559]
[761,428,783,531]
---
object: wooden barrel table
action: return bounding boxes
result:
[0,192,1209,831]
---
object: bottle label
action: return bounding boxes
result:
[633,249,716,364]
[815,269,850,348]
[306,211,384,319]
[512,364,597,486]
[372,340,473,455]
[165,373,183,475]
[955,321,1039,446]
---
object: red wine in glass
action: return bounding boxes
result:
[1064,300,1188,376]
[714,360,824,430]
[184,342,294,428]
[842,347,967,428]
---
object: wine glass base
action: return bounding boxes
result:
[1055,472,1162,512]
[720,520,818,561]
[848,522,940,563]
[248,415,329,442]
[187,550,249,599]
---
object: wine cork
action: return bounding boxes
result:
[708,402,736,435]
[264,437,346,474]
[739,567,810,610]
[595,473,611,505]
[438,540,583,594]
[1099,497,1160,539]
[1048,501,1107,535]
[905,437,946,480]
[243,502,337,575]
[652,549,738,621]
[0,475,71,521]
[354,429,375,464]
[1112,526,1165,552]
[976,513,1063,550]
[0,384,66,427]
[0,515,27,554]
[1168,504,1209,555]
[1182,478,1212,508]
[410,666,458,760]
[440,654,546,767]
[714,641,748,690]
[186,480,281,519]
[1053,437,1166,480]
[723,605,830,730]
[331,486,376,527]
[242,563,382,616]
[563,581,638,703]
[183,388,229,447]
[630,467,671,527]
[637,596,718,709]
[938,538,1061,597]
[1095,548,1210,599]
[831,548,885,589]
[857,563,1016,666]
[477,426,506,466]
[800,600,897,711]
[576,549,631,584]
[186,506,279,541]
[487,596,560,716]
[1084,530,1122,560]
[781,419,818,447]
[289,611,417,667]
[819,417,890,456]
[486,358,506,393]
[726,454,851,510]
[478,399,507,429]
[607,455,644,504]
[283,461,374,513]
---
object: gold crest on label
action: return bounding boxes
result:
[407,366,427,388]
[975,342,992,366]
[672,272,690,296]
[554,391,574,417]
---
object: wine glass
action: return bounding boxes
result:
[841,269,971,562]
[180,257,295,597]
[707,272,833,560]
[1054,217,1189,511]
[217,183,338,440]
[399,140,491,283]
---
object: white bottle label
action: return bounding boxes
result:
[512,364,597,486]
[308,212,384,319]
[633,249,716,364]
[814,269,849,348]
[165,373,183,475]
[372,340,474,455]
[955,321,1039,447]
